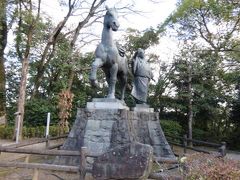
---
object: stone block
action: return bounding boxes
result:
[152,145,175,158]
[84,141,110,156]
[85,120,100,131]
[100,120,114,130]
[92,142,153,180]
[84,130,111,143]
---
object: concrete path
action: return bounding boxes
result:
[226,151,240,161]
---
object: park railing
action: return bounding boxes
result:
[165,133,226,157]
[4,134,68,150]
[0,146,90,180]
[0,138,179,180]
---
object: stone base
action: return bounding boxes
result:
[131,104,154,112]
[87,98,129,110]
[92,142,153,179]
[56,104,175,165]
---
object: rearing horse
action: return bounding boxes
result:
[89,6,128,100]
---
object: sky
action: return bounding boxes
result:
[39,0,178,80]
[6,0,178,64]
[40,0,178,47]
[40,0,177,31]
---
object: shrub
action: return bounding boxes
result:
[0,125,14,139]
[182,153,240,179]
[160,119,183,137]
[0,125,67,139]
[24,99,59,126]
[192,128,209,141]
[6,99,59,127]
[225,127,240,151]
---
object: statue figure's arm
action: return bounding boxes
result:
[132,58,138,75]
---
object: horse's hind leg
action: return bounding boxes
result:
[119,74,127,101]
[89,58,103,87]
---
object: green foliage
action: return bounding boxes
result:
[192,128,209,141]
[0,125,67,139]
[160,119,183,136]
[24,98,58,126]
[123,28,160,57]
[226,127,240,151]
[163,0,238,30]
[6,98,58,126]
[170,0,203,23]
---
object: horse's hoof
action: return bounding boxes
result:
[90,79,98,88]
[121,99,126,105]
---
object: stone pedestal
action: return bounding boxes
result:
[131,104,154,112]
[56,98,175,165]
[87,98,129,110]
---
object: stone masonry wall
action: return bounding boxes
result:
[55,108,174,165]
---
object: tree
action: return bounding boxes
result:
[158,0,240,144]
[123,28,160,59]
[31,0,107,98]
[0,0,8,125]
[14,0,41,141]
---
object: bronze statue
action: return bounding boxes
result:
[131,48,153,104]
[89,6,128,100]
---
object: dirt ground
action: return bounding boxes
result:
[0,139,80,180]
[0,168,83,180]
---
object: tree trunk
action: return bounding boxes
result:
[0,0,7,125]
[15,55,30,141]
[187,61,193,147]
[14,0,40,141]
[67,69,75,91]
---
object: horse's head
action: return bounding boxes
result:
[104,6,119,31]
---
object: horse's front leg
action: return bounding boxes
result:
[107,63,118,99]
[89,58,103,87]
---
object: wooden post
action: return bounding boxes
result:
[219,142,226,157]
[32,168,39,180]
[183,134,187,154]
[46,136,49,149]
[44,136,49,160]
[80,147,87,180]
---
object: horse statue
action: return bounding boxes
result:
[89,6,128,100]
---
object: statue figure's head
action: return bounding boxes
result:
[137,48,145,59]
[104,6,120,31]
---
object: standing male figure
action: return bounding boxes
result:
[131,48,153,104]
